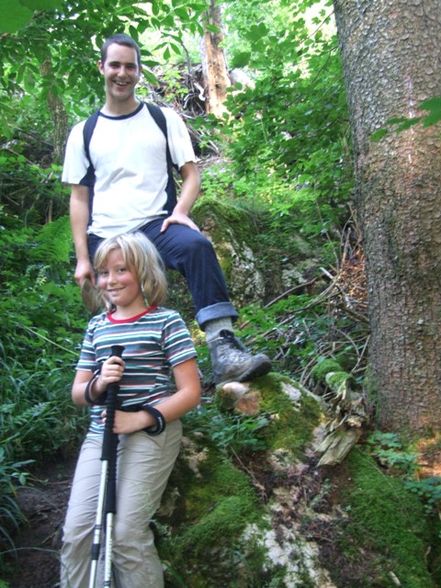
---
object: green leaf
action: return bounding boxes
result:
[23,70,36,94]
[420,96,441,127]
[386,116,405,125]
[419,96,441,112]
[151,0,160,16]
[143,70,159,85]
[231,51,251,68]
[246,22,269,41]
[20,0,62,9]
[169,42,182,55]
[0,0,33,33]
[370,128,388,142]
[128,25,138,40]
[422,112,441,127]
[142,59,160,68]
[396,117,421,131]
[205,23,220,34]
[162,14,175,27]
[175,7,189,19]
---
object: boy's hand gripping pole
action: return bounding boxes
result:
[89,345,124,588]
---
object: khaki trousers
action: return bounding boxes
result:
[60,420,182,588]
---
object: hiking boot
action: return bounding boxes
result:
[208,330,272,384]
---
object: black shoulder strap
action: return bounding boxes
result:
[145,102,178,172]
[81,102,177,215]
[145,102,167,139]
[145,102,177,213]
[83,109,100,167]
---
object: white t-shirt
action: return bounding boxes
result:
[62,103,197,237]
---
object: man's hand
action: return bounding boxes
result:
[75,258,95,286]
[160,211,200,233]
[160,162,201,234]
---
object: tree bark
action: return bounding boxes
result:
[201,0,231,117]
[41,58,68,165]
[333,0,441,433]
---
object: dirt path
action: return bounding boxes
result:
[4,459,75,588]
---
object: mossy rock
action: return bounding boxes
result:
[156,374,441,587]
[216,373,324,460]
[157,445,265,587]
[193,196,266,305]
[311,357,343,383]
[323,448,440,588]
[155,373,329,586]
[325,370,352,393]
[192,194,323,305]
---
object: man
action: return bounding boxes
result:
[62,33,271,384]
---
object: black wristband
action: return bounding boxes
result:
[84,373,107,406]
[141,403,166,436]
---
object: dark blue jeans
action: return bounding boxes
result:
[88,218,238,329]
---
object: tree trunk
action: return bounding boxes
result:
[41,58,68,165]
[201,0,231,117]
[333,0,441,434]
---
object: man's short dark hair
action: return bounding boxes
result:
[100,34,141,66]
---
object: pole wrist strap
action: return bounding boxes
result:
[84,370,107,406]
[141,403,166,436]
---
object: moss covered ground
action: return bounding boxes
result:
[325,448,441,587]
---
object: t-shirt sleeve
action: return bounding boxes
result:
[62,121,89,185]
[76,315,100,372]
[163,108,198,170]
[161,311,197,367]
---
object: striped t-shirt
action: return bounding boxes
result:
[77,306,197,437]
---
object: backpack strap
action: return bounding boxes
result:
[81,103,178,219]
[81,109,100,188]
[81,110,100,226]
[144,102,177,214]
[145,103,168,153]
[82,109,100,169]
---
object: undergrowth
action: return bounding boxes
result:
[333,448,440,588]
[184,402,270,456]
[368,432,441,520]
[0,207,87,560]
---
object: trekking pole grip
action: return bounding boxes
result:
[101,345,125,462]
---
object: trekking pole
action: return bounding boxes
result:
[89,344,125,588]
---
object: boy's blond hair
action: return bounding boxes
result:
[94,232,167,309]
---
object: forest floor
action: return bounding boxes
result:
[2,458,76,588]
[3,449,438,588]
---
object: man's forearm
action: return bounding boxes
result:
[71,224,89,262]
[69,186,90,262]
[69,187,95,285]
[174,162,201,215]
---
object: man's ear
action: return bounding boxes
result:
[97,60,104,74]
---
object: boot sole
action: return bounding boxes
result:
[216,358,272,385]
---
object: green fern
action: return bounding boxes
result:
[31,215,72,264]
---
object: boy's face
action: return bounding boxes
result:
[98,43,141,103]
[97,248,143,313]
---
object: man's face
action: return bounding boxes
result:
[99,43,141,103]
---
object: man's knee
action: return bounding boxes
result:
[182,231,216,260]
